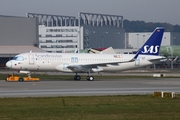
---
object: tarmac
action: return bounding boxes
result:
[0,69,180,98]
[0,77,180,98]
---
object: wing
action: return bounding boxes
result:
[67,60,134,73]
[67,50,141,73]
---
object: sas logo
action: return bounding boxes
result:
[141,45,159,54]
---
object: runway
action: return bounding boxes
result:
[0,77,180,98]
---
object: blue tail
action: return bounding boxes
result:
[138,27,164,56]
[131,27,164,61]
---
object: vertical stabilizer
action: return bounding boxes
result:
[131,27,164,61]
[138,27,164,55]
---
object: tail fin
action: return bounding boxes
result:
[130,27,164,61]
[138,27,164,56]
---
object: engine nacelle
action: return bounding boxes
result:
[55,64,72,72]
[56,64,104,73]
[92,68,104,72]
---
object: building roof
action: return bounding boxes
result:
[0,45,45,55]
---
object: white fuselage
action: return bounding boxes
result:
[6,53,163,73]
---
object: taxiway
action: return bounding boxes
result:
[0,78,180,97]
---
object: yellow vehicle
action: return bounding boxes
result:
[6,74,39,82]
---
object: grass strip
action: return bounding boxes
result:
[0,95,180,120]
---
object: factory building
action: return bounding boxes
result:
[126,32,180,49]
[27,12,125,53]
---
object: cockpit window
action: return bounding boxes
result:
[12,56,24,61]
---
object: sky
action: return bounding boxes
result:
[0,0,180,25]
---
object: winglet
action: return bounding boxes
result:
[75,48,78,53]
[130,27,165,61]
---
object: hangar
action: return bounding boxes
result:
[0,15,44,67]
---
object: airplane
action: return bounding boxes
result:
[6,27,165,81]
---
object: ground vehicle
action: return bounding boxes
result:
[6,74,39,82]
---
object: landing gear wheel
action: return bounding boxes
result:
[86,76,90,80]
[86,76,94,81]
[74,75,81,81]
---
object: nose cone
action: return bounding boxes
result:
[6,61,12,68]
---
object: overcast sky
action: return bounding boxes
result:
[0,0,180,25]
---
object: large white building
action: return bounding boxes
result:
[39,25,82,53]
[28,12,125,53]
[126,32,171,49]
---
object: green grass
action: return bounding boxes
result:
[0,95,180,120]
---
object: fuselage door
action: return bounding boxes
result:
[71,57,78,63]
[135,57,140,66]
[28,54,34,65]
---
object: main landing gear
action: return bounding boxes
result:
[74,74,81,81]
[86,76,94,81]
[74,72,94,81]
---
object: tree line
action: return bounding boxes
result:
[124,19,180,32]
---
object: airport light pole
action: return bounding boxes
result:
[101,36,104,48]
[78,12,81,52]
[136,34,139,48]
[171,46,174,69]
[143,35,145,43]
[101,32,108,48]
